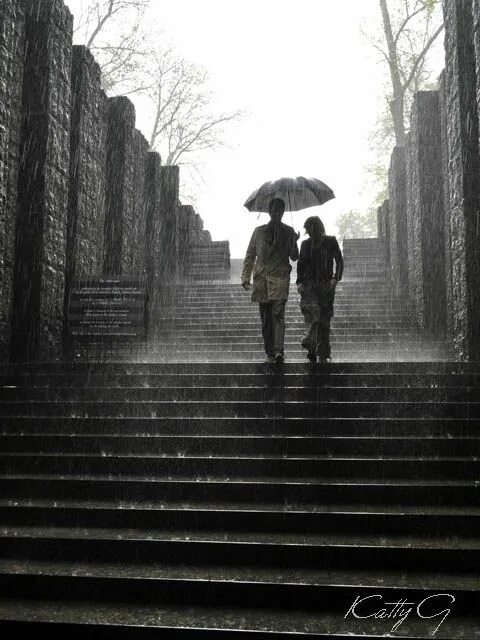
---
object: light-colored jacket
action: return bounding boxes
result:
[241,222,299,302]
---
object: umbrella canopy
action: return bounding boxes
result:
[244,176,335,213]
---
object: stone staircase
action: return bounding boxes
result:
[150,237,450,363]
[0,239,478,638]
[341,238,388,281]
[183,241,230,281]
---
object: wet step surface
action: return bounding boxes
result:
[1,243,477,637]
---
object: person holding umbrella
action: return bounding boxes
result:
[243,176,336,364]
[241,198,299,364]
[296,216,344,363]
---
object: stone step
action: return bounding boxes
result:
[155,329,417,338]
[1,416,475,437]
[0,476,477,505]
[150,338,435,348]
[155,322,414,331]
[0,569,478,638]
[0,602,477,639]
[0,454,477,480]
[0,452,480,478]
[1,500,478,536]
[1,529,479,572]
[5,362,474,374]
[2,371,479,386]
[1,435,478,457]
[0,399,471,417]
[0,385,476,402]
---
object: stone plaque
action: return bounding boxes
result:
[68,276,148,339]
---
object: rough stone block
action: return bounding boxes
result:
[377,200,390,268]
[406,91,446,335]
[159,165,180,282]
[144,152,162,313]
[0,0,24,361]
[439,70,454,342]
[388,147,408,291]
[103,96,135,275]
[177,204,196,275]
[443,0,480,359]
[66,46,107,282]
[10,0,72,361]
[124,129,149,274]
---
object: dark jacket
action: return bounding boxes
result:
[296,236,344,285]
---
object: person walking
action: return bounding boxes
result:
[296,216,344,363]
[241,198,299,363]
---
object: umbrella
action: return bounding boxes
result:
[244,176,335,213]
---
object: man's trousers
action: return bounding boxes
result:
[259,300,286,357]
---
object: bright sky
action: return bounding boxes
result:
[66,0,446,256]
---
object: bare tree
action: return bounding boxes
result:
[140,47,243,167]
[71,0,150,93]
[70,2,244,198]
[372,0,444,146]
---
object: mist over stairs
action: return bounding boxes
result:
[151,238,451,363]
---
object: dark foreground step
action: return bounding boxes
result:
[3,371,480,387]
[1,530,479,572]
[1,416,478,437]
[1,386,477,402]
[2,435,478,457]
[0,453,479,480]
[1,605,477,640]
[0,399,477,417]
[0,568,477,616]
[1,501,478,536]
[0,477,477,506]
[2,372,480,388]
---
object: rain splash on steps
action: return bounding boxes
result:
[0,239,478,638]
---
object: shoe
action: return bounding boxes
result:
[307,351,317,363]
[274,353,284,364]
[301,338,309,349]
[265,355,275,364]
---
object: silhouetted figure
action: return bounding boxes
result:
[242,198,299,363]
[297,216,344,363]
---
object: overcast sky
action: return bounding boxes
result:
[66,0,446,256]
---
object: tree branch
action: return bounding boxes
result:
[403,22,444,91]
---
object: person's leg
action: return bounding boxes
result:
[271,300,286,357]
[300,287,320,357]
[259,302,274,357]
[317,282,335,360]
[317,311,331,359]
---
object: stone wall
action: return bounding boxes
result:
[125,130,149,275]
[377,200,390,269]
[145,152,162,310]
[66,46,107,282]
[10,0,72,361]
[103,96,136,275]
[405,131,418,307]
[158,166,180,282]
[443,0,480,359]
[405,91,446,335]
[439,70,454,342]
[388,147,408,291]
[177,204,196,276]
[0,0,24,360]
[0,0,225,362]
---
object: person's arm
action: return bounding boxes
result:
[296,240,308,285]
[290,229,300,261]
[241,229,257,289]
[332,238,344,281]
